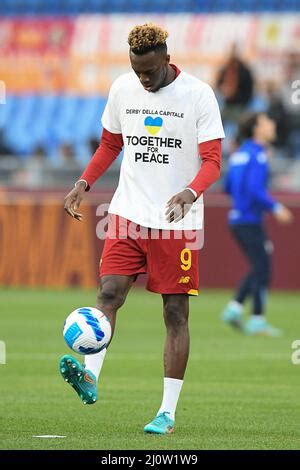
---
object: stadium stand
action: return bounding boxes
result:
[0,0,299,188]
[0,95,107,156]
[0,0,300,14]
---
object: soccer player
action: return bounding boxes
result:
[221,112,293,336]
[60,23,224,434]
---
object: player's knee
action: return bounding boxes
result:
[97,285,126,312]
[256,263,271,286]
[262,269,271,286]
[164,300,188,332]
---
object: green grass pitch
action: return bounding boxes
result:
[0,287,299,450]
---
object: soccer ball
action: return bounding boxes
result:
[63,307,111,355]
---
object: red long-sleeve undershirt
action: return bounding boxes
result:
[188,139,222,197]
[80,129,221,197]
[80,128,124,188]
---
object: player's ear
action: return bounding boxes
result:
[166,54,170,64]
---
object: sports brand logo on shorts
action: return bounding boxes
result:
[179,276,190,284]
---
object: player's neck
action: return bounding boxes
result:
[252,136,267,148]
[162,64,177,88]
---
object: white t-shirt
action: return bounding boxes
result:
[102,70,225,230]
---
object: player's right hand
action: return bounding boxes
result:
[274,205,293,225]
[64,180,87,221]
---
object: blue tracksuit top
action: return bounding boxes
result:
[224,139,278,225]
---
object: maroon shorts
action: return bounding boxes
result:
[99,215,200,295]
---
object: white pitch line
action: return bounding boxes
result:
[33,435,66,438]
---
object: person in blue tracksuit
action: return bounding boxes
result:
[221,112,293,336]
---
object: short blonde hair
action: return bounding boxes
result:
[128,23,168,54]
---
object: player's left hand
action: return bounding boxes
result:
[165,189,197,223]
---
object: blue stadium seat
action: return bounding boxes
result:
[247,94,269,113]
[0,0,299,14]
[1,0,17,15]
[29,95,58,150]
[91,97,107,139]
[17,0,31,14]
[170,0,192,13]
[86,0,100,13]
[50,95,80,144]
[22,0,41,15]
[44,0,62,14]
[65,0,84,15]
[71,97,103,144]
[123,0,146,13]
[4,94,38,154]
[1,94,108,157]
[112,0,129,13]
[94,0,113,13]
[0,0,6,14]
[0,95,17,131]
[261,0,277,11]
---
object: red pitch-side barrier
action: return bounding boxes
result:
[0,189,299,290]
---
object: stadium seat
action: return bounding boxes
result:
[29,95,59,152]
[44,0,62,15]
[89,0,104,13]
[50,95,80,144]
[65,0,83,15]
[4,94,38,154]
[23,0,42,14]
[71,97,101,144]
[1,0,16,15]
[91,98,106,139]
[1,0,299,157]
[247,94,269,113]
[1,94,108,157]
[0,95,17,131]
[0,0,299,14]
[94,0,115,14]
